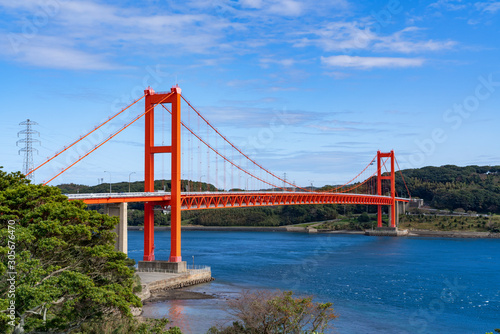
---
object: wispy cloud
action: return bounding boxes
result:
[325,71,352,79]
[309,125,360,132]
[230,0,349,17]
[0,0,237,70]
[295,22,456,54]
[321,55,425,69]
[475,1,500,13]
[0,35,119,70]
[374,27,456,53]
[260,57,297,68]
[196,105,320,128]
[428,0,468,11]
[294,21,375,52]
[268,0,304,16]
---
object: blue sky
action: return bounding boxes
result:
[0,0,499,188]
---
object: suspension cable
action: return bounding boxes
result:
[161,104,284,191]
[395,157,411,199]
[326,155,376,193]
[43,93,172,185]
[29,94,146,176]
[339,157,390,193]
[181,95,310,192]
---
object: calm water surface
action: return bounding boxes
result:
[128,231,500,334]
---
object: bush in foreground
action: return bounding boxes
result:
[208,290,336,334]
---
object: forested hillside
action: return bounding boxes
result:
[395,165,500,214]
[57,179,217,194]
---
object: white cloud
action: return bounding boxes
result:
[260,57,296,68]
[375,27,457,53]
[18,45,117,70]
[226,79,261,87]
[325,71,351,79]
[321,55,425,69]
[295,22,376,51]
[240,0,264,8]
[268,0,303,16]
[0,0,239,70]
[475,1,500,13]
[0,0,449,73]
[428,0,468,11]
[0,35,118,70]
[296,23,456,54]
[309,125,355,132]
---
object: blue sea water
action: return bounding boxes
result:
[128,231,500,334]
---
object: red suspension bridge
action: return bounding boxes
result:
[27,86,410,264]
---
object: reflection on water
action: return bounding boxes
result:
[168,302,189,333]
[142,282,241,334]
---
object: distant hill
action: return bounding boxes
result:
[57,179,217,194]
[396,165,500,214]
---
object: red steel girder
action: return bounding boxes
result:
[75,192,407,208]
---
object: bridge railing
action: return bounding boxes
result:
[187,265,211,272]
[136,265,211,274]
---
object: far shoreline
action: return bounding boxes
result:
[127,225,500,239]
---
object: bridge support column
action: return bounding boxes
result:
[143,86,182,262]
[377,150,396,228]
[377,206,383,227]
[104,203,128,254]
[389,204,396,228]
[395,201,408,227]
[169,87,182,263]
[143,202,154,261]
[388,201,409,228]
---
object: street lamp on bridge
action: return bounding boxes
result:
[199,175,206,192]
[128,172,136,193]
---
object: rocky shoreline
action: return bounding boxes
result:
[128,225,500,238]
[144,289,216,304]
[408,230,500,238]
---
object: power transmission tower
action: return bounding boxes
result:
[17,119,40,182]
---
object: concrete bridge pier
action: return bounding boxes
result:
[104,203,128,254]
[389,201,407,227]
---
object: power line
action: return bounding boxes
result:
[17,119,40,182]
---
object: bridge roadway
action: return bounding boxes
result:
[66,191,408,210]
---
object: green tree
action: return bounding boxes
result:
[0,169,179,333]
[357,212,370,223]
[208,290,336,334]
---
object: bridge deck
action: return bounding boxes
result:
[66,191,409,210]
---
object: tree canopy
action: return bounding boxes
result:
[396,165,500,213]
[0,169,142,333]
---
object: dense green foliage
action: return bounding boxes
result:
[395,165,500,214]
[399,212,500,233]
[316,214,380,231]
[185,205,338,227]
[207,290,336,334]
[88,204,339,227]
[0,169,178,333]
